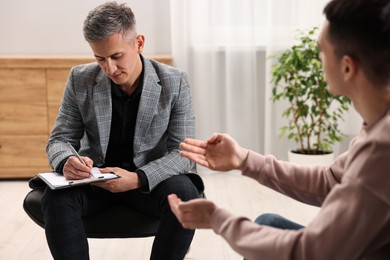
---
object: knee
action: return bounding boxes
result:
[158,175,199,202]
[41,188,62,217]
[171,175,199,201]
[254,213,304,230]
[41,187,81,213]
[42,188,61,209]
[254,213,283,226]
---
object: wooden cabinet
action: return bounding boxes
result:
[0,55,172,178]
[0,68,49,178]
[46,69,70,132]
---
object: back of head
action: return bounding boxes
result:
[324,0,390,87]
[83,1,136,42]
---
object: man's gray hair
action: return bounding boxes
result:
[83,1,136,42]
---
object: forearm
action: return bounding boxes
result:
[211,185,387,260]
[242,151,337,206]
[210,207,296,260]
[138,150,194,191]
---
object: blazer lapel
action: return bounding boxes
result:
[134,59,161,153]
[93,70,112,160]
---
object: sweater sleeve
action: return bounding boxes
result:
[210,207,298,260]
[241,150,346,206]
[210,132,390,259]
[210,181,390,260]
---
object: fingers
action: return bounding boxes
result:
[168,194,182,217]
[182,138,207,148]
[180,142,206,155]
[64,157,91,179]
[93,179,112,188]
[168,194,181,206]
[93,169,139,192]
[168,195,214,229]
[82,156,94,168]
[68,156,91,171]
[168,194,192,219]
[100,167,116,173]
[63,168,79,180]
[168,194,195,229]
[180,139,210,168]
[180,151,210,168]
[207,133,223,144]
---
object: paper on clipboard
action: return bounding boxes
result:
[37,167,119,190]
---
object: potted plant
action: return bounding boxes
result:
[270,27,350,165]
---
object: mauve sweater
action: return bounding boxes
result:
[211,109,390,260]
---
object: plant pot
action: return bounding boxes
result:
[288,150,334,166]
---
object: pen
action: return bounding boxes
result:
[66,141,87,165]
[66,141,93,178]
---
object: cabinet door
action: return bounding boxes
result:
[0,135,51,178]
[0,69,48,134]
[47,69,70,133]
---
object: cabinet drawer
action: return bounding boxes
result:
[0,102,48,134]
[0,69,48,134]
[0,135,49,168]
[47,69,70,132]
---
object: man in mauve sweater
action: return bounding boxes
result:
[168,0,390,259]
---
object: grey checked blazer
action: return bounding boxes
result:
[46,56,196,191]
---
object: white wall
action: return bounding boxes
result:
[0,0,359,159]
[0,0,171,55]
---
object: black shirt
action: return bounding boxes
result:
[103,80,142,170]
[103,65,148,190]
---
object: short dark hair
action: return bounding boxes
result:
[324,0,390,86]
[83,1,136,42]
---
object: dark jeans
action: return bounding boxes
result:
[242,213,304,260]
[41,174,199,260]
[255,213,305,230]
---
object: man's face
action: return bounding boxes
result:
[89,32,143,88]
[318,22,345,96]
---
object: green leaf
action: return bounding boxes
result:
[268,27,350,152]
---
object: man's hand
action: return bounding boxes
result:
[63,156,93,180]
[93,167,140,193]
[179,133,249,171]
[168,194,216,229]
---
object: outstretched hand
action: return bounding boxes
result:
[179,133,249,171]
[168,194,216,229]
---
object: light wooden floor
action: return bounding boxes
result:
[0,168,319,259]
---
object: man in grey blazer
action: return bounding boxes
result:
[42,2,202,259]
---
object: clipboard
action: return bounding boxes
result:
[37,167,120,190]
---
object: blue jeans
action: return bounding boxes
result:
[255,213,304,230]
[242,214,304,260]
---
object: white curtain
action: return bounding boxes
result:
[170,0,331,159]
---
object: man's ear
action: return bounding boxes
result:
[342,55,357,81]
[136,34,145,54]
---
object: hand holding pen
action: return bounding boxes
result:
[63,141,93,180]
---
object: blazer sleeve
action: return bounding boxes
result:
[46,67,87,170]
